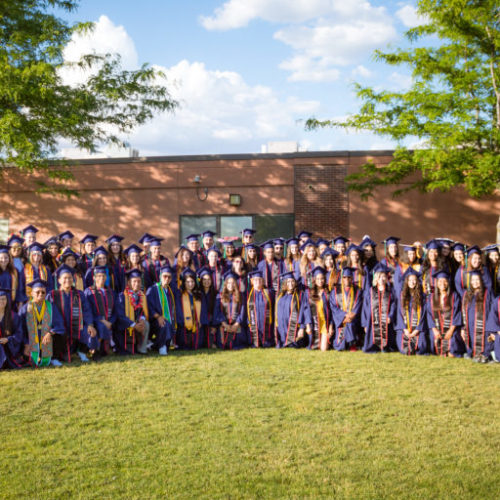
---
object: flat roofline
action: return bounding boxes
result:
[62,150,395,165]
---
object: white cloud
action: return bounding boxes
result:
[396,4,429,28]
[351,65,372,79]
[202,0,397,83]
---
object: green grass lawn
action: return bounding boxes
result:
[1,350,499,499]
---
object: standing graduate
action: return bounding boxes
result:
[19,279,65,367]
[21,225,38,249]
[185,234,205,270]
[284,238,300,272]
[333,236,349,270]
[206,246,224,292]
[201,230,216,257]
[273,238,286,263]
[176,268,203,350]
[400,245,422,274]
[321,248,340,292]
[450,242,466,276]
[294,239,322,289]
[421,240,444,296]
[426,270,463,357]
[257,240,285,294]
[197,266,217,348]
[329,267,363,351]
[454,246,492,297]
[221,240,237,271]
[395,268,428,355]
[43,236,61,273]
[84,265,118,359]
[360,237,378,272]
[146,265,177,356]
[461,270,493,362]
[124,243,145,290]
[243,243,259,271]
[380,236,403,292]
[172,245,195,292]
[345,244,370,293]
[8,234,26,275]
[24,242,54,296]
[297,231,313,249]
[361,263,397,353]
[239,229,257,261]
[77,234,98,275]
[274,271,311,348]
[214,271,247,349]
[49,265,96,363]
[246,270,274,348]
[0,245,26,308]
[106,234,126,293]
[230,255,248,295]
[58,230,76,252]
[142,238,170,290]
[116,269,150,355]
[304,267,332,351]
[0,288,25,369]
[485,293,500,363]
[84,246,119,291]
[58,248,85,291]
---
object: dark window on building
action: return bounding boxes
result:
[180,214,294,244]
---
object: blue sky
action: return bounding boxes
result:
[59,0,424,158]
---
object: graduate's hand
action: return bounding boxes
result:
[23,344,31,357]
[444,329,453,341]
[433,328,441,340]
[88,325,97,338]
[157,316,166,328]
[101,319,112,330]
[411,330,419,338]
[403,329,410,338]
[488,334,495,342]
[210,327,217,335]
[0,338,8,344]
[135,321,145,333]
[41,332,52,345]
[461,331,467,342]
[297,328,304,339]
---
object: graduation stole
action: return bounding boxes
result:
[463,292,487,356]
[144,257,162,284]
[210,265,222,291]
[353,268,364,289]
[181,292,201,332]
[81,253,94,272]
[124,288,148,323]
[401,294,421,355]
[264,260,280,292]
[276,291,301,346]
[370,288,391,349]
[431,292,454,355]
[24,263,49,294]
[308,290,329,349]
[89,287,114,320]
[155,283,174,324]
[9,271,17,303]
[247,287,272,347]
[220,295,240,346]
[26,300,53,363]
[52,289,83,342]
[303,262,315,289]
[422,265,437,295]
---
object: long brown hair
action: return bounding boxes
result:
[432,282,451,312]
[0,296,13,336]
[401,277,422,311]
[221,278,241,306]
[463,277,485,311]
[299,246,322,279]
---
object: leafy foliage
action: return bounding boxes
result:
[0,1,177,196]
[307,0,500,199]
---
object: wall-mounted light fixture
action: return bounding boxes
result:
[229,194,241,206]
[193,175,208,201]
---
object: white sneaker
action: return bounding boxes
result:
[51,359,63,367]
[77,351,90,362]
[146,341,154,350]
[158,346,168,356]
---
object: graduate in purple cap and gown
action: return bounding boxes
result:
[214,271,247,349]
[484,244,500,296]
[330,267,363,351]
[0,244,26,308]
[461,270,493,362]
[360,237,378,272]
[395,268,428,355]
[124,244,145,289]
[84,265,118,358]
[361,263,397,353]
[243,244,259,271]
[49,265,96,363]
[201,230,216,258]
[77,234,98,274]
[345,244,370,293]
[21,225,38,249]
[246,270,275,348]
[221,240,237,271]
[197,267,217,348]
[106,235,126,292]
[18,279,65,367]
[185,234,206,270]
[257,240,285,294]
[321,248,340,292]
[450,242,466,276]
[284,238,300,272]
[240,229,258,261]
[175,268,204,350]
[426,269,463,357]
[420,240,444,296]
[274,271,311,348]
[380,236,403,293]
[297,230,313,249]
[454,246,492,298]
[146,265,177,355]
[58,230,76,253]
[43,236,61,273]
[116,269,150,355]
[142,238,170,290]
[303,267,332,350]
[0,288,25,368]
[486,293,500,363]
[273,238,286,263]
[57,248,85,291]
[24,242,54,295]
[230,254,249,295]
[172,245,195,292]
[333,236,349,270]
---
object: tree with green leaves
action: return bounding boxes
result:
[307,0,500,199]
[0,0,177,195]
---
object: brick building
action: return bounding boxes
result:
[1,150,498,254]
